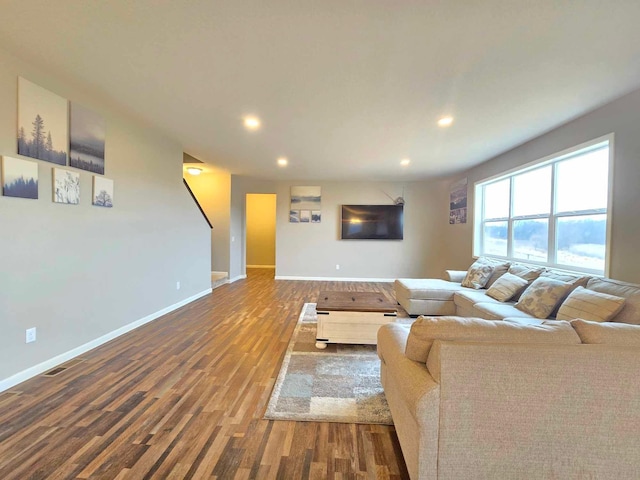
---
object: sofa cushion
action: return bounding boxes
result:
[515,277,572,319]
[453,290,501,313]
[570,319,640,346]
[556,286,626,323]
[405,316,580,363]
[539,270,591,316]
[586,277,640,325]
[472,302,535,321]
[395,278,469,301]
[507,264,545,300]
[484,260,511,288]
[421,319,581,380]
[461,258,496,289]
[486,272,529,302]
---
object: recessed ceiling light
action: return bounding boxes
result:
[186,167,202,175]
[244,116,261,130]
[277,157,288,167]
[400,158,411,166]
[438,116,454,127]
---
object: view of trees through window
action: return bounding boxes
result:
[476,140,610,274]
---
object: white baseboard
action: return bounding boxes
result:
[246,265,275,269]
[0,287,212,393]
[229,274,247,283]
[211,271,228,276]
[274,275,395,282]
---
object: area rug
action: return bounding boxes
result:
[264,303,411,425]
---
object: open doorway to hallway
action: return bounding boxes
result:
[246,193,276,278]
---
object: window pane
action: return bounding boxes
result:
[483,221,507,256]
[513,219,548,262]
[556,148,609,213]
[556,214,606,272]
[512,166,551,216]
[484,179,510,219]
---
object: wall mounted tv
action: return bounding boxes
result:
[341,205,404,240]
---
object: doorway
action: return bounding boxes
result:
[245,193,277,277]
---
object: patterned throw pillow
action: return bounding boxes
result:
[507,264,545,300]
[516,277,572,319]
[486,272,529,302]
[556,287,626,322]
[461,258,496,289]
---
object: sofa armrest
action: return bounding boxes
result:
[377,323,440,422]
[445,270,466,283]
[434,342,640,479]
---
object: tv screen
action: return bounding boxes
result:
[341,205,404,240]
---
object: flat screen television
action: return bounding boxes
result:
[341,205,403,240]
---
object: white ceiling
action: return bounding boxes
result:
[2,1,640,181]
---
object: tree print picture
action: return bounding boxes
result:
[17,77,68,165]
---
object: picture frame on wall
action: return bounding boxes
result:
[300,210,311,223]
[1,155,38,199]
[69,102,106,175]
[311,210,321,223]
[53,168,80,205]
[289,210,300,223]
[17,77,68,165]
[92,176,114,207]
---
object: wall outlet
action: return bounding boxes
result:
[336,264,340,270]
[26,327,36,344]
[176,281,181,290]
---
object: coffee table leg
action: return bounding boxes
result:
[315,341,327,349]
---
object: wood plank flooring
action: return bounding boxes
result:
[0,269,409,479]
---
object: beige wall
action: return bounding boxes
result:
[184,169,231,273]
[246,194,276,267]
[440,87,640,283]
[230,176,450,280]
[0,47,211,384]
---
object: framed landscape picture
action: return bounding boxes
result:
[69,102,106,174]
[93,176,113,207]
[53,168,80,204]
[290,186,321,210]
[2,156,38,199]
[18,77,68,165]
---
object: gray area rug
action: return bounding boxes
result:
[265,303,411,425]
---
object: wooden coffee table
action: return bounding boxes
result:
[315,291,397,349]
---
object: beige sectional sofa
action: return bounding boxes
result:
[395,260,640,325]
[383,259,640,479]
[378,316,640,479]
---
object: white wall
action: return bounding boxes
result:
[0,48,211,385]
[440,87,640,283]
[230,176,450,280]
[184,169,231,273]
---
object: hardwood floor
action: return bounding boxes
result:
[0,269,409,479]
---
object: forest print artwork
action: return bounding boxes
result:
[92,176,113,208]
[18,77,68,165]
[70,102,105,174]
[2,156,38,199]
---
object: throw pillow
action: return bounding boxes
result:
[539,271,591,317]
[515,277,572,319]
[486,272,529,302]
[506,264,545,300]
[570,319,640,346]
[461,258,495,289]
[484,261,511,288]
[556,286,626,322]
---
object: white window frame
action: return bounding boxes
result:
[473,134,614,276]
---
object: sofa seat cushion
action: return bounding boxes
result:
[472,302,535,321]
[571,319,640,345]
[453,290,501,313]
[586,277,640,325]
[404,316,580,363]
[395,279,470,301]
